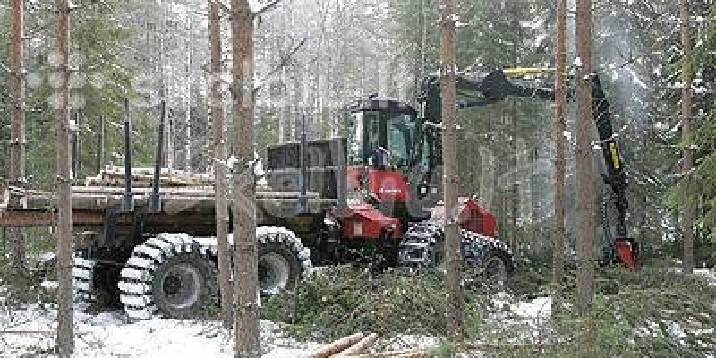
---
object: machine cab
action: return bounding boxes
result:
[347,97,442,213]
[349,98,417,169]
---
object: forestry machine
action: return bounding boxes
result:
[344,67,637,274]
[0,68,635,321]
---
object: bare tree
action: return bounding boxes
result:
[438,0,465,342]
[7,0,27,270]
[208,0,234,329]
[575,0,595,319]
[679,0,695,275]
[552,0,568,312]
[231,0,260,355]
[55,0,74,356]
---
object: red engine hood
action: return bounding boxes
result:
[347,166,410,203]
[459,198,497,237]
[334,204,402,240]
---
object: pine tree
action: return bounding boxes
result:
[438,0,465,342]
[231,0,260,355]
[208,0,233,329]
[7,0,26,271]
[552,0,567,312]
[55,1,74,356]
[575,0,596,354]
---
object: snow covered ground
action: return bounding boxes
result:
[0,304,321,358]
[0,296,554,357]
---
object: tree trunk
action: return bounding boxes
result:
[96,115,105,174]
[159,4,173,170]
[510,99,519,253]
[8,0,27,269]
[575,0,595,355]
[55,1,74,356]
[184,19,193,171]
[438,0,465,342]
[552,0,568,313]
[231,1,260,356]
[209,0,233,330]
[9,0,25,196]
[575,0,595,319]
[679,0,695,275]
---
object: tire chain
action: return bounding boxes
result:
[72,257,96,302]
[72,226,311,320]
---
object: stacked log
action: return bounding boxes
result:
[84,166,214,187]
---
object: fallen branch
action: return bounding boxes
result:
[309,332,365,358]
[334,333,379,357]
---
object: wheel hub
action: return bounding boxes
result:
[259,253,290,295]
[159,264,201,310]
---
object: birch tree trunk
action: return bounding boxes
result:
[552,0,568,312]
[209,0,233,329]
[55,0,74,356]
[679,0,695,275]
[231,0,260,356]
[438,0,465,342]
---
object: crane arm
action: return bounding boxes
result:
[418,68,629,238]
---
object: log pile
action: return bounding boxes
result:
[84,166,214,188]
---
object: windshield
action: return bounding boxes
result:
[387,115,414,167]
[349,110,416,167]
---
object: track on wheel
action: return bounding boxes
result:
[117,227,311,320]
[399,220,514,283]
[73,257,96,302]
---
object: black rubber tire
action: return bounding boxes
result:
[118,228,311,320]
[152,252,215,319]
[258,242,302,295]
[119,233,218,320]
[256,227,310,295]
